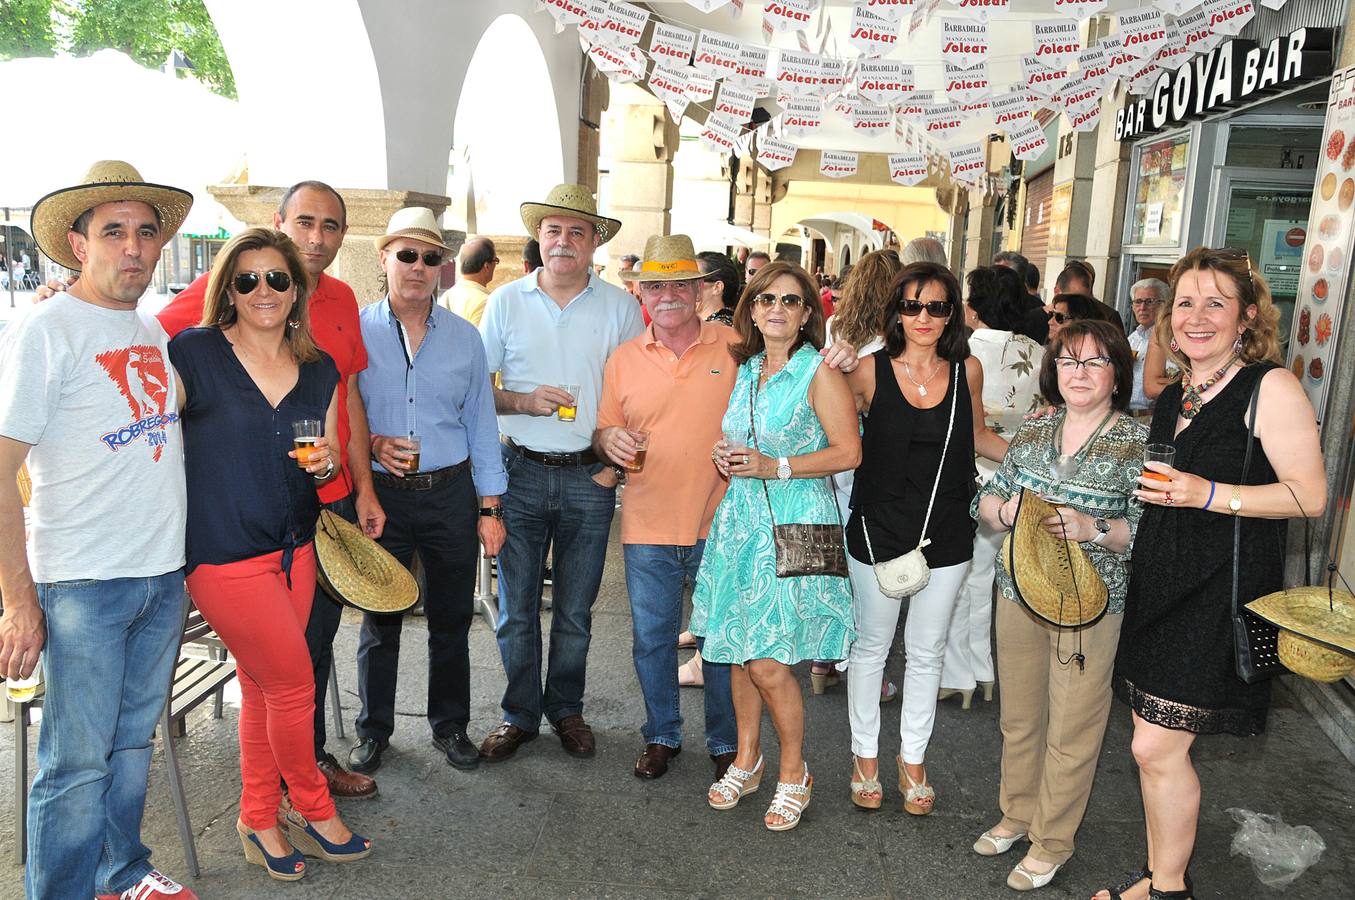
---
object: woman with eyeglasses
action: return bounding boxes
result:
[1094,249,1325,900]
[840,262,1006,816]
[168,228,370,881]
[970,319,1144,892]
[691,260,860,832]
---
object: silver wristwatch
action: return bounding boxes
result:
[1090,517,1110,545]
[776,456,792,481]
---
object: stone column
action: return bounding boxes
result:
[608,94,680,261]
[210,185,459,306]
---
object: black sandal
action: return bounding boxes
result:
[1098,862,1151,900]
[1147,872,1193,899]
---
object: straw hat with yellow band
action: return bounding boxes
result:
[520,183,622,244]
[620,234,703,283]
[1001,489,1109,628]
[31,160,193,271]
[314,509,420,614]
[1246,585,1355,683]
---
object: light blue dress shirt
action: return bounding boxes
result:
[479,269,644,452]
[358,297,508,496]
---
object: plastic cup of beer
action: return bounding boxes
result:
[405,435,422,474]
[292,419,321,468]
[626,430,651,472]
[5,658,43,704]
[1143,443,1176,487]
[557,384,581,422]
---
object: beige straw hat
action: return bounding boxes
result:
[520,183,622,244]
[1246,586,1355,683]
[620,234,703,282]
[31,160,193,271]
[375,206,454,254]
[314,510,419,614]
[1001,489,1109,628]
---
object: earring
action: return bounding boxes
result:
[1233,335,1244,353]
[1169,337,1179,353]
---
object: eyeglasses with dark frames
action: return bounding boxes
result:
[1054,355,1112,372]
[233,270,293,295]
[394,248,445,267]
[900,300,953,318]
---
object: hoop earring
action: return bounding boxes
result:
[1169,337,1179,353]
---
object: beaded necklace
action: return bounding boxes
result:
[1179,354,1239,419]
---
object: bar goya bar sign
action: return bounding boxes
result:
[1115,28,1336,142]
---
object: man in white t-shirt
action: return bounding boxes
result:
[0,161,199,900]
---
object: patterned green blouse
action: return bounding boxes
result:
[972,409,1148,614]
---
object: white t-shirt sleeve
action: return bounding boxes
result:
[479,288,506,373]
[0,314,65,446]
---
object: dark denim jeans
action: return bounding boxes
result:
[623,542,736,756]
[27,570,185,899]
[495,445,615,731]
[306,492,355,758]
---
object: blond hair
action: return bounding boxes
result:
[828,249,902,348]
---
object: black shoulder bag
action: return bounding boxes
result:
[1231,374,1284,684]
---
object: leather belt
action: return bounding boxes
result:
[372,459,469,491]
[505,439,598,468]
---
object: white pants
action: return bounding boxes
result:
[940,520,1003,690]
[847,555,969,763]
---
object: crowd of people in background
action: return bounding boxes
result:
[0,162,1330,900]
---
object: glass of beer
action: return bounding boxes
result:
[5,658,43,704]
[1143,443,1176,489]
[405,435,422,474]
[557,384,581,422]
[292,419,321,468]
[626,430,651,472]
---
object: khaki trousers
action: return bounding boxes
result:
[995,598,1122,865]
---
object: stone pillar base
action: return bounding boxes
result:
[209,185,459,306]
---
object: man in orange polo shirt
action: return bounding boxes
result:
[595,235,739,781]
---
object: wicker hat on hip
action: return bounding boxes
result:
[1247,586,1355,683]
[1001,489,1109,628]
[314,510,419,614]
[31,160,193,271]
[375,207,454,254]
[621,234,703,283]
[520,183,622,244]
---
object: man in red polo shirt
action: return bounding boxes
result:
[158,181,385,800]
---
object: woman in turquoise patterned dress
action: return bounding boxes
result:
[690,261,860,832]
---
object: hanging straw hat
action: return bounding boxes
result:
[620,234,703,282]
[314,510,419,614]
[31,160,193,271]
[375,206,454,254]
[520,183,622,244]
[1001,489,1108,628]
[1247,586,1355,683]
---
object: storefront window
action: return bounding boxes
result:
[1223,187,1311,351]
[1129,132,1192,247]
[1225,125,1322,170]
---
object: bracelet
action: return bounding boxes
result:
[314,459,335,481]
[1205,480,1216,511]
[997,507,1013,529]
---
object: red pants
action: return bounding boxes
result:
[186,543,336,830]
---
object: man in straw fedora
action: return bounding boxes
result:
[477,184,643,762]
[594,234,739,780]
[348,208,507,775]
[0,160,199,898]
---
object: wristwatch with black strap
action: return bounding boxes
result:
[479,505,504,519]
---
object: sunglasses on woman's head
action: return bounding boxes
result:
[233,270,292,295]
[394,248,444,267]
[753,293,805,308]
[900,300,953,318]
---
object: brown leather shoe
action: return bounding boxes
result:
[634,743,680,779]
[711,751,737,781]
[552,714,596,758]
[479,722,538,763]
[318,754,378,799]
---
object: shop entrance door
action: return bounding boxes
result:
[1204,167,1319,352]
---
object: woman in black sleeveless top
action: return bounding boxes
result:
[842,262,1008,816]
[1093,249,1326,900]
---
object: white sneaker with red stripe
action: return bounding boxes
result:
[95,869,197,900]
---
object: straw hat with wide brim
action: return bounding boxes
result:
[314,510,419,614]
[375,206,454,255]
[620,234,703,283]
[1001,489,1109,628]
[32,160,193,272]
[520,183,622,244]
[1247,586,1355,683]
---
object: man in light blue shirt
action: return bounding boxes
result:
[1127,277,1171,414]
[478,184,643,762]
[350,208,507,775]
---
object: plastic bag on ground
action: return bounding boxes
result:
[1227,807,1326,889]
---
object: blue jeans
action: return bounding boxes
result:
[623,542,736,756]
[496,446,615,730]
[26,570,185,899]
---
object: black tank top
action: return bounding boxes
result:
[846,349,977,568]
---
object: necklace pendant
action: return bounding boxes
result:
[917,384,928,398]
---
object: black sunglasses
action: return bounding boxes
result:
[395,248,445,267]
[754,293,805,308]
[1049,311,1074,324]
[233,270,292,295]
[900,300,953,318]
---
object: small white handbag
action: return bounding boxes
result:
[860,364,958,599]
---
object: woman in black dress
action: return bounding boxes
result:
[1096,248,1326,900]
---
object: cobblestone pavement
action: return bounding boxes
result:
[3,523,1354,898]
